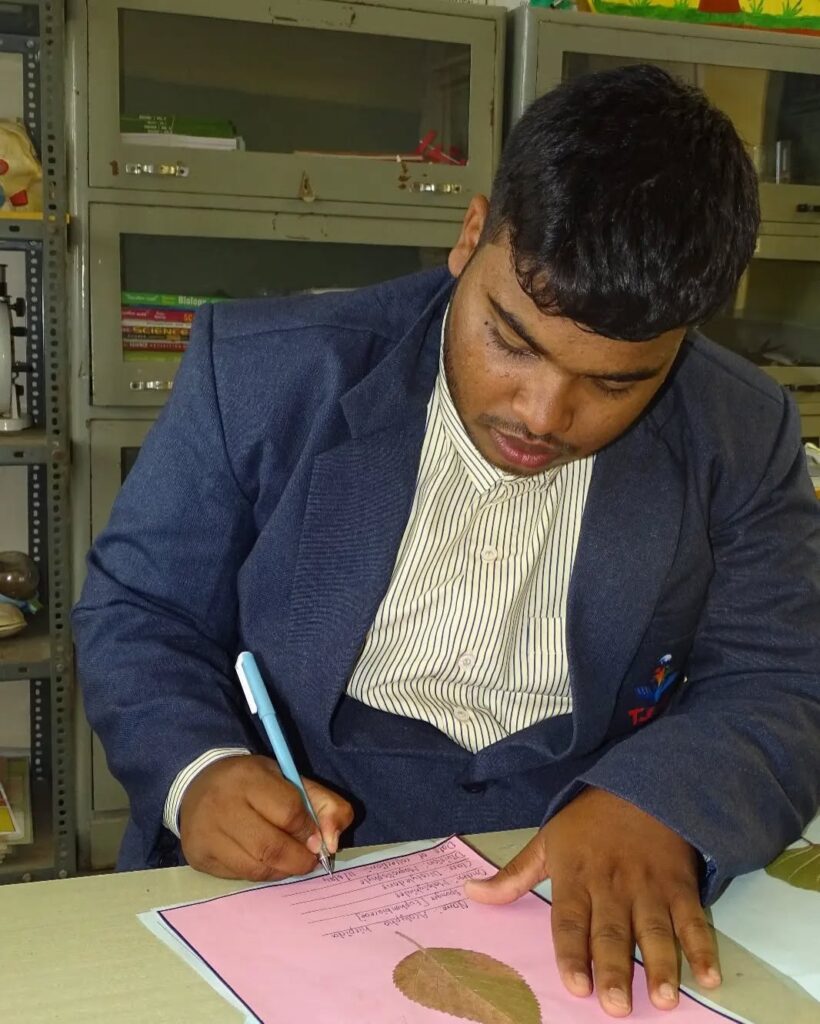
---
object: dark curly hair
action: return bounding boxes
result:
[484,64,760,341]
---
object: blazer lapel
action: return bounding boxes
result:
[564,415,686,754]
[284,278,451,728]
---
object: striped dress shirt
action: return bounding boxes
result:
[163,317,595,833]
[347,330,595,752]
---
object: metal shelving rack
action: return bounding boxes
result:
[0,0,74,882]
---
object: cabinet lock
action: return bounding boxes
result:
[124,162,190,178]
[129,379,174,392]
[408,182,462,194]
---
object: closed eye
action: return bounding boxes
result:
[590,378,636,398]
[487,323,533,360]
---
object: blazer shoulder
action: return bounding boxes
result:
[653,332,807,514]
[188,268,451,495]
[663,331,790,442]
[208,266,451,351]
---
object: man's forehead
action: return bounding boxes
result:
[480,290,681,378]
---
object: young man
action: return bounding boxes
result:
[73,66,820,1018]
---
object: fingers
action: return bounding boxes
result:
[187,819,311,884]
[671,890,721,989]
[234,797,321,880]
[589,897,635,1017]
[464,833,549,905]
[186,830,258,880]
[245,760,317,846]
[632,898,680,1011]
[550,882,593,999]
[303,778,356,855]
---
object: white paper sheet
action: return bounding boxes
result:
[710,813,820,1002]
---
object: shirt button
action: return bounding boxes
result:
[453,707,471,723]
[458,652,476,670]
[480,546,499,563]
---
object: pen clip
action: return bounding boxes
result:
[235,653,258,715]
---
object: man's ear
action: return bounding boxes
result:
[448,195,490,277]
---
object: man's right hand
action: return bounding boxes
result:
[179,754,355,882]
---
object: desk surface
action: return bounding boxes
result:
[4,828,818,1024]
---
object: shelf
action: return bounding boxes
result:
[0,612,50,682]
[0,429,52,465]
[0,215,44,242]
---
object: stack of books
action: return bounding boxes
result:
[121,292,223,359]
[0,754,32,863]
[120,114,243,151]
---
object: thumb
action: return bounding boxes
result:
[303,778,355,854]
[464,835,549,906]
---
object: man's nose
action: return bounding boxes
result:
[511,373,574,440]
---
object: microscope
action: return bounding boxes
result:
[0,263,32,432]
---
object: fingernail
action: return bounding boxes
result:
[572,972,591,994]
[306,833,321,855]
[607,988,630,1011]
[704,967,722,986]
[659,982,676,1002]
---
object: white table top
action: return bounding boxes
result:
[3,828,818,1023]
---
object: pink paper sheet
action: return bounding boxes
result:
[159,837,741,1024]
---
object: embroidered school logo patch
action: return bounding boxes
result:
[628,653,680,726]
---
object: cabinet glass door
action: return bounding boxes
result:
[88,203,455,406]
[87,0,502,209]
[528,12,820,227]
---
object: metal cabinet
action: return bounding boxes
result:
[87,0,504,210]
[508,9,820,441]
[510,9,820,230]
[709,226,820,437]
[88,201,456,406]
[0,0,73,882]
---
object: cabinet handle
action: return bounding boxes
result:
[129,379,173,392]
[796,204,820,214]
[298,172,316,203]
[124,162,189,178]
[408,182,462,194]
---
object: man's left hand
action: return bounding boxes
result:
[464,787,721,1018]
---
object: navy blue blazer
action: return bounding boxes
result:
[73,267,820,900]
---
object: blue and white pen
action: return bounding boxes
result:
[235,650,333,876]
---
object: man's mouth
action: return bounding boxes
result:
[489,428,566,471]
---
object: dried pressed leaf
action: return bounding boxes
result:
[765,841,820,892]
[393,938,542,1024]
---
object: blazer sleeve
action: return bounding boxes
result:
[72,305,258,865]
[568,394,820,903]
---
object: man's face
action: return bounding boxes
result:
[444,198,686,475]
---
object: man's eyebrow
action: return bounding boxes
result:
[487,295,667,383]
[489,296,545,355]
